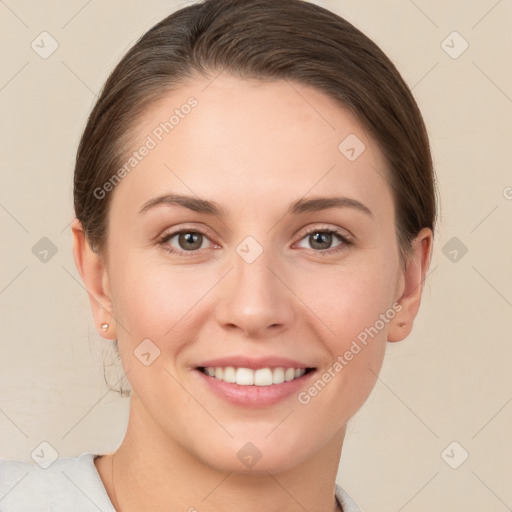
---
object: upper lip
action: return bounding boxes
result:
[196,356,315,370]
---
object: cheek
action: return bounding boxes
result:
[109,258,202,405]
[110,255,208,340]
[295,259,397,347]
[296,271,390,427]
[293,260,394,404]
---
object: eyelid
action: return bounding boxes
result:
[159,223,215,240]
[297,224,353,242]
[291,224,353,255]
[158,223,354,256]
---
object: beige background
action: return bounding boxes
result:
[1,0,511,510]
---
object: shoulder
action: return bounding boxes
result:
[0,452,115,512]
[335,482,363,512]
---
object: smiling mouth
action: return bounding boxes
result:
[197,366,316,386]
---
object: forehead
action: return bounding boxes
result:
[109,73,393,221]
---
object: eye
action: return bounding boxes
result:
[295,227,353,255]
[158,225,353,257]
[158,228,215,255]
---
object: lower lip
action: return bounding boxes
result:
[194,369,316,408]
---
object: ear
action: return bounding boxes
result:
[71,218,116,340]
[387,227,433,343]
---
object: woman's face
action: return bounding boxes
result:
[94,74,421,472]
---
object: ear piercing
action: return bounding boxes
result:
[101,323,109,331]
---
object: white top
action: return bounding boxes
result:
[0,452,362,511]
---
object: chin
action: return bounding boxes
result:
[192,434,314,476]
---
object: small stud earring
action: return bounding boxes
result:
[101,323,109,331]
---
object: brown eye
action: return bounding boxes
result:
[159,230,212,254]
[176,232,203,251]
[308,231,334,250]
[296,227,353,255]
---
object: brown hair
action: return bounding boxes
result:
[73,0,437,393]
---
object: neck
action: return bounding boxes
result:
[101,395,346,512]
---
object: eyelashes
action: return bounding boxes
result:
[297,226,353,255]
[159,229,213,254]
[158,225,353,257]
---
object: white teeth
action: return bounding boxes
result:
[236,367,254,385]
[285,368,295,382]
[223,366,236,383]
[202,366,307,386]
[272,367,285,384]
[254,368,273,386]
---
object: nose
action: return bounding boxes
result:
[214,244,295,338]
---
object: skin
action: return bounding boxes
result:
[72,73,432,512]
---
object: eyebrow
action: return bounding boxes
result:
[138,193,373,218]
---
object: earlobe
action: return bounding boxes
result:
[388,227,433,343]
[71,218,116,340]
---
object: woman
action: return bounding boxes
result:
[0,0,436,510]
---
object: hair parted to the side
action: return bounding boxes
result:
[73,0,438,396]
